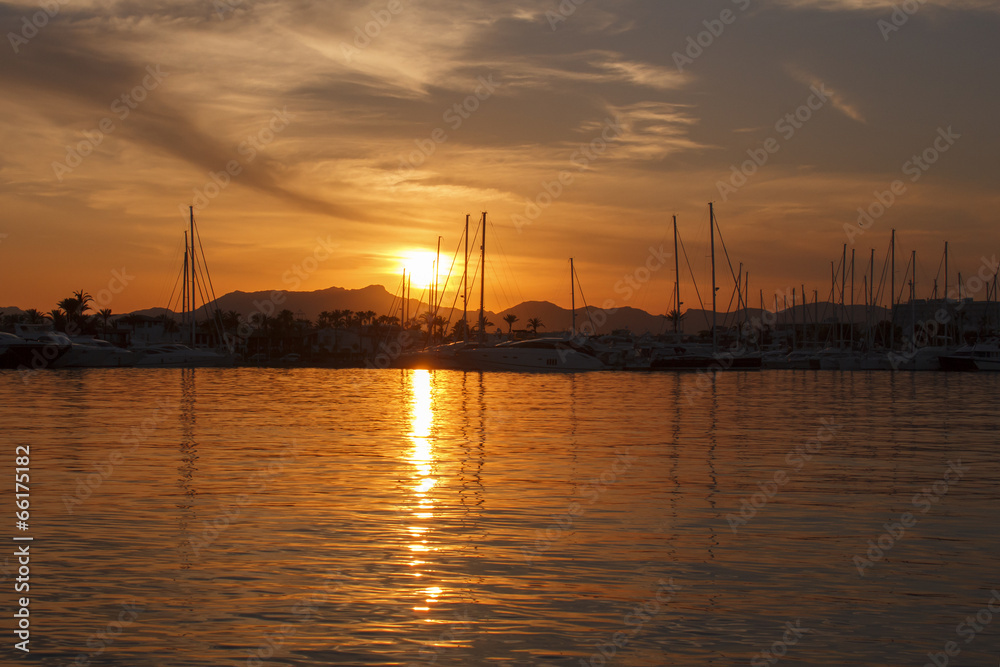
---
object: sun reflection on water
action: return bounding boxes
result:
[406,370,442,614]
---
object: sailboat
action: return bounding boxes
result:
[455,254,608,372]
[134,208,232,368]
[650,205,761,370]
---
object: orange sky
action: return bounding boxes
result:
[1,0,998,317]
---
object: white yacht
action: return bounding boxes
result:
[1,324,73,370]
[939,341,1000,371]
[134,344,232,367]
[54,336,136,368]
[454,338,607,372]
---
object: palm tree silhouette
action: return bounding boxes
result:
[503,313,518,335]
[98,308,113,339]
[527,317,544,336]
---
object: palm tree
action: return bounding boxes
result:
[666,308,685,334]
[527,317,543,336]
[23,308,46,324]
[420,310,437,335]
[73,290,94,316]
[503,313,518,336]
[97,308,113,338]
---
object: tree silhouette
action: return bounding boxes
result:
[98,308,113,338]
[527,317,544,336]
[503,313,518,335]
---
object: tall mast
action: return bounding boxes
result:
[709,202,717,356]
[869,248,875,349]
[841,244,847,347]
[944,241,949,300]
[464,214,469,341]
[791,288,797,350]
[911,249,917,343]
[478,211,486,344]
[402,269,407,325]
[189,206,196,347]
[434,235,442,316]
[890,228,896,350]
[182,230,189,338]
[570,257,576,336]
[850,248,855,351]
[673,215,680,336]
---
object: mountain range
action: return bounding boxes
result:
[4,284,891,336]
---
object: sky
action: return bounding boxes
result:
[1,0,998,317]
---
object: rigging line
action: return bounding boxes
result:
[678,232,705,318]
[488,218,525,306]
[433,228,465,318]
[897,253,914,305]
[193,216,223,316]
[484,235,515,312]
[711,215,744,305]
[165,246,185,316]
[158,235,186,311]
[573,263,597,334]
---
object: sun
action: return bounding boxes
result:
[399,251,441,291]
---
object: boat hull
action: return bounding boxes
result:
[0,341,72,370]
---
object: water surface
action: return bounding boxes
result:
[4,369,999,666]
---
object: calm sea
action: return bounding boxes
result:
[3,369,999,666]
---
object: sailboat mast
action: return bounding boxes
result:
[464,214,469,342]
[944,241,949,300]
[182,230,189,337]
[673,215,680,336]
[402,269,407,325]
[869,248,875,349]
[850,248,855,350]
[189,206,196,348]
[911,249,917,343]
[841,244,847,347]
[434,235,441,316]
[890,228,896,350]
[478,211,486,344]
[570,258,576,336]
[709,202,717,355]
